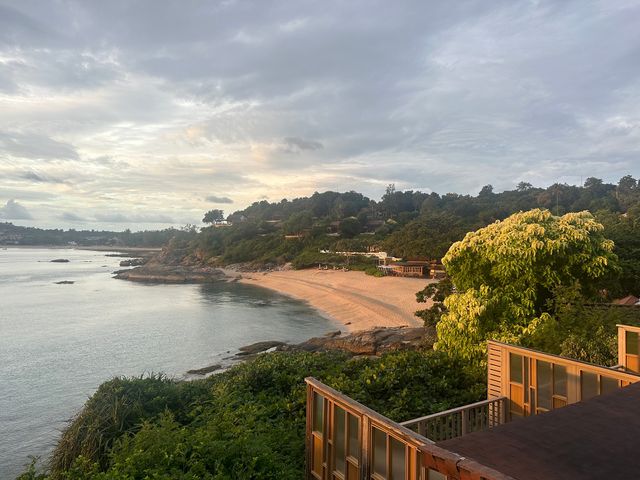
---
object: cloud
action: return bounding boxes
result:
[282,137,324,153]
[205,195,234,204]
[94,212,175,223]
[18,171,67,184]
[0,131,79,161]
[0,0,639,229]
[0,199,33,219]
[60,212,85,222]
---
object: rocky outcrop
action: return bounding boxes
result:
[292,326,432,355]
[233,326,433,359]
[187,364,222,375]
[236,341,287,356]
[119,258,146,267]
[114,261,227,283]
[113,244,229,283]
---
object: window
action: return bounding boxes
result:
[581,371,598,401]
[537,360,552,410]
[313,393,324,433]
[626,331,639,355]
[601,376,620,396]
[553,365,567,398]
[334,406,346,473]
[390,437,405,480]
[372,427,387,478]
[510,353,523,383]
[348,413,360,458]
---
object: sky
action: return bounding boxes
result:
[1,0,639,230]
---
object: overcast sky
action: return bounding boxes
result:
[1,0,639,230]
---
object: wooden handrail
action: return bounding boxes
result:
[399,397,507,427]
[399,396,508,442]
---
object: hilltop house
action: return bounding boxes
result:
[305,324,640,479]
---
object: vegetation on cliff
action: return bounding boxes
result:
[20,350,484,479]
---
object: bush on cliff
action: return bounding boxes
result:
[28,350,484,479]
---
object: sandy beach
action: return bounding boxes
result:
[234,269,435,332]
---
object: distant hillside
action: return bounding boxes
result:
[177,176,640,296]
[0,222,197,248]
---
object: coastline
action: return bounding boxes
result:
[225,268,433,333]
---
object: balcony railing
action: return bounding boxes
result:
[400,396,508,442]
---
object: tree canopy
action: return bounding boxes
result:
[435,209,620,361]
[202,209,225,224]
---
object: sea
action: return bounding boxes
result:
[0,247,336,478]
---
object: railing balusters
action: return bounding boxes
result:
[400,397,508,442]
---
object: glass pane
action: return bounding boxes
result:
[537,360,552,410]
[313,393,324,433]
[348,413,360,459]
[601,376,620,395]
[373,427,387,477]
[390,437,405,480]
[428,469,448,480]
[626,331,639,355]
[509,384,524,417]
[581,371,598,401]
[313,435,323,474]
[334,406,346,473]
[510,353,523,384]
[553,365,567,398]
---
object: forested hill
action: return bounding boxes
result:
[181,176,640,296]
[0,222,196,248]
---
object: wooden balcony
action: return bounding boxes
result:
[400,397,508,442]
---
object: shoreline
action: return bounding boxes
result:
[226,268,433,333]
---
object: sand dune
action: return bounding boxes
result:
[235,269,435,332]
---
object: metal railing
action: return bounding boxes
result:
[400,397,508,442]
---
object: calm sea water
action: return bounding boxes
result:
[0,248,336,478]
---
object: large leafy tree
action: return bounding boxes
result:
[436,209,619,361]
[202,209,225,224]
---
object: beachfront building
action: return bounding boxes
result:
[377,260,444,278]
[305,324,640,479]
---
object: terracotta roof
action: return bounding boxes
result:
[613,295,639,306]
[438,382,640,480]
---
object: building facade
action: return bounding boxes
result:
[306,325,640,479]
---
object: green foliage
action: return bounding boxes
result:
[436,209,620,362]
[32,350,484,480]
[596,209,640,296]
[338,217,361,238]
[415,278,453,327]
[50,374,214,474]
[526,284,639,366]
[202,209,225,224]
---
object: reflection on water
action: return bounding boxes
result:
[0,248,335,478]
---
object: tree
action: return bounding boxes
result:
[203,209,224,224]
[435,209,619,361]
[339,217,361,238]
[478,184,494,196]
[516,182,533,192]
